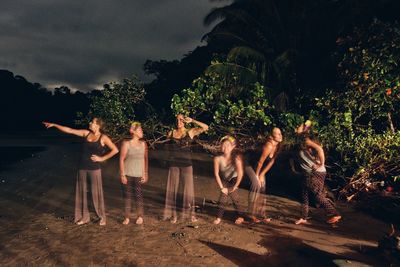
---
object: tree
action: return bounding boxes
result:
[83,76,167,144]
[87,76,147,139]
[143,46,220,118]
[315,20,400,198]
[203,0,400,110]
[172,71,274,143]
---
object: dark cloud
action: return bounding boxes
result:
[0,0,230,91]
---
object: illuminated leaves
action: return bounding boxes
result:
[171,72,273,137]
[316,20,400,185]
[88,76,146,139]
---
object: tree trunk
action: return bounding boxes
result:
[388,112,395,133]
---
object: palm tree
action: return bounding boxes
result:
[203,0,400,110]
[203,1,311,105]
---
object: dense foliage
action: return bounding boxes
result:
[85,76,146,139]
[315,20,400,196]
[83,76,168,143]
[170,19,400,198]
[172,72,273,140]
[202,0,400,110]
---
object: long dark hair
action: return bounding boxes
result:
[92,117,104,132]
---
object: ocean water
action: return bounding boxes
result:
[0,146,46,171]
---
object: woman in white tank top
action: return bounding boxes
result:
[213,136,245,225]
[119,122,148,225]
[294,121,341,225]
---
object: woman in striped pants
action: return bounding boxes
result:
[294,121,341,225]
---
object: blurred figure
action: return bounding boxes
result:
[246,127,283,223]
[163,114,208,223]
[213,136,244,225]
[119,122,148,225]
[43,118,118,226]
[294,121,341,225]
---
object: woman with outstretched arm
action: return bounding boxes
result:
[43,118,118,225]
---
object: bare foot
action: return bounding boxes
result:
[249,216,261,223]
[75,220,89,226]
[99,219,106,226]
[295,218,308,225]
[136,217,143,225]
[262,217,272,223]
[327,215,341,224]
[122,218,130,225]
[235,217,244,225]
[213,218,221,225]
[170,217,177,224]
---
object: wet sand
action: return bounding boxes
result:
[0,136,390,266]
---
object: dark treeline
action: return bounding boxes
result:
[2,0,400,131]
[0,46,222,132]
[0,70,91,132]
[145,0,400,113]
[144,43,226,115]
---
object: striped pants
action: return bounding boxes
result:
[301,171,339,218]
[217,178,242,219]
[122,176,144,218]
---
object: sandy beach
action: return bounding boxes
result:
[0,135,390,266]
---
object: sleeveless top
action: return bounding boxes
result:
[79,133,104,170]
[124,141,145,177]
[297,136,326,174]
[166,130,193,167]
[261,155,274,169]
[218,158,238,182]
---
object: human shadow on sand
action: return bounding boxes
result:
[199,232,386,267]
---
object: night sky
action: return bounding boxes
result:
[0,0,229,91]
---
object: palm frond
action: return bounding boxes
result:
[204,4,241,26]
[227,46,266,63]
[202,29,251,45]
[273,49,296,70]
[205,62,259,93]
[273,91,290,112]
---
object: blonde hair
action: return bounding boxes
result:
[220,135,236,145]
[130,121,142,130]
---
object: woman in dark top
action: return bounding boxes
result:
[43,118,118,225]
[246,127,283,223]
[163,114,208,223]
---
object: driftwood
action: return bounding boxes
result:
[338,158,400,201]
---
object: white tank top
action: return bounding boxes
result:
[218,158,238,181]
[298,150,326,174]
[124,141,145,177]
